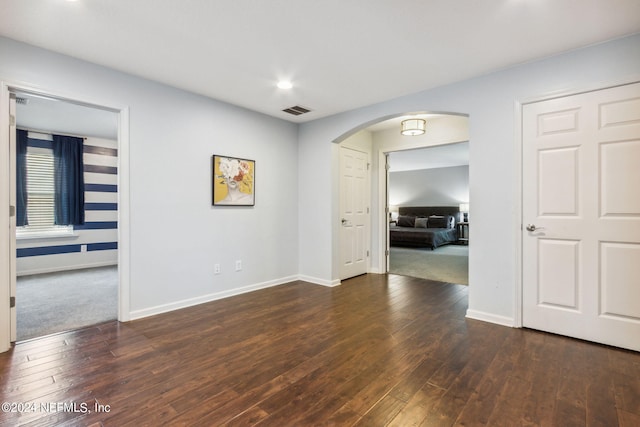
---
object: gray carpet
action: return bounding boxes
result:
[389,245,468,285]
[16,266,118,341]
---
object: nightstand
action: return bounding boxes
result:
[457,222,469,244]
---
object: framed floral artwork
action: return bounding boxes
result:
[212,155,255,206]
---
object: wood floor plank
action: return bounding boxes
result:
[485,375,532,427]
[618,409,640,427]
[387,383,446,427]
[0,274,638,426]
[454,356,515,426]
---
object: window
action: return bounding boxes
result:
[16,145,74,238]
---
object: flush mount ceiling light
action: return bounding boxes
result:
[400,118,426,136]
[277,81,293,90]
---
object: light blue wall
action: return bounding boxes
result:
[1,36,299,318]
[298,34,640,323]
[2,33,639,325]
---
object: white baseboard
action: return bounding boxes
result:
[129,275,299,321]
[128,274,351,322]
[298,275,341,287]
[465,309,515,327]
[17,261,118,277]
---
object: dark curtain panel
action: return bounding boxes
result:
[16,129,28,226]
[53,135,85,225]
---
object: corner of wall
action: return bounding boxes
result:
[465,309,515,328]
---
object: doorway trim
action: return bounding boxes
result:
[0,80,130,352]
[378,143,470,275]
[515,76,640,331]
[331,111,469,282]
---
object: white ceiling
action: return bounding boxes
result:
[1,1,639,123]
[15,92,118,140]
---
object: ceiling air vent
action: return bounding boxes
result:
[282,105,311,116]
[15,97,29,105]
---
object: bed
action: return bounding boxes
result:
[390,206,460,249]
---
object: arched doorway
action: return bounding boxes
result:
[334,112,469,282]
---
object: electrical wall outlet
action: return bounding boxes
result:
[214,264,221,274]
[235,260,242,271]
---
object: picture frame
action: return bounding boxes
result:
[212,155,255,206]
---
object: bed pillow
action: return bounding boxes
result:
[415,217,428,228]
[427,215,449,228]
[397,215,415,227]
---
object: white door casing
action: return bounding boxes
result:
[0,86,12,351]
[340,146,369,280]
[522,82,640,352]
[385,153,391,273]
[9,94,17,342]
[1,83,130,353]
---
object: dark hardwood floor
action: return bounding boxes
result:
[1,274,639,426]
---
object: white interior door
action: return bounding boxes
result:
[522,82,640,352]
[340,146,369,280]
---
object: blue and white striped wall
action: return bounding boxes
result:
[16,134,118,276]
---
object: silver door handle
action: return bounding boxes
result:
[526,224,537,231]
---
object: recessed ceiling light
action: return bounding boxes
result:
[277,81,293,90]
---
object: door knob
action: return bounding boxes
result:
[526,224,537,231]
[342,218,347,225]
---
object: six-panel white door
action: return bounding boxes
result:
[522,82,640,352]
[340,147,369,280]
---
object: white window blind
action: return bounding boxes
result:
[17,145,73,237]
[25,147,55,228]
